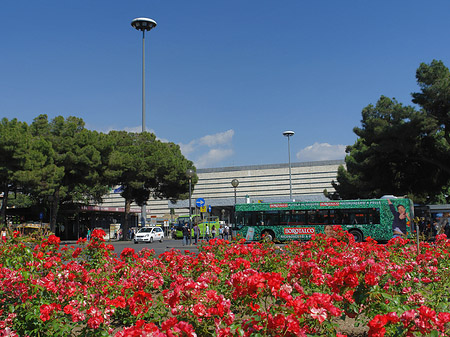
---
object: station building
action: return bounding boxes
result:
[97,159,345,225]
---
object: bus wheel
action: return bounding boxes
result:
[261,230,275,242]
[349,229,364,243]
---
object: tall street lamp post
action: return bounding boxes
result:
[131,17,157,227]
[231,179,239,237]
[283,130,295,200]
[131,17,157,133]
[186,169,195,245]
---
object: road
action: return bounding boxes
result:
[61,238,201,257]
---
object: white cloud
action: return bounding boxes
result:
[123,126,142,133]
[198,130,234,147]
[89,124,235,168]
[296,142,346,162]
[90,124,155,135]
[179,140,197,155]
[195,149,234,168]
[179,129,235,168]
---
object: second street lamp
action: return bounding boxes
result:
[283,130,295,200]
[186,169,195,245]
[231,179,239,205]
[231,179,239,238]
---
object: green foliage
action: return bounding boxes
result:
[334,60,450,200]
[28,115,113,231]
[7,193,34,208]
[0,114,196,231]
[104,131,196,236]
[412,59,450,144]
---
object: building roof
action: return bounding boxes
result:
[197,159,345,174]
[169,194,329,209]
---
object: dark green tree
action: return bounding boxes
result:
[333,96,448,202]
[30,115,109,232]
[104,131,196,239]
[412,59,450,146]
[0,118,29,226]
[333,60,450,202]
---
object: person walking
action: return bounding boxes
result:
[182,224,189,246]
[1,228,7,243]
[211,225,216,239]
[224,225,229,240]
[193,224,199,244]
[204,225,210,241]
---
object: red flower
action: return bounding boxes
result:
[64,305,75,315]
[310,307,327,323]
[91,229,106,241]
[120,248,136,261]
[87,306,104,329]
[364,272,379,286]
[47,235,60,246]
[72,247,82,258]
[368,314,388,337]
[39,303,61,322]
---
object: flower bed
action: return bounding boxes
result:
[0,228,450,336]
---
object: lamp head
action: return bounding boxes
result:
[131,18,157,31]
[186,169,195,179]
[231,179,239,188]
[283,130,295,137]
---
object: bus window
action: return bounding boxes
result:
[237,212,256,226]
[308,210,328,225]
[291,210,307,225]
[279,211,289,225]
[367,208,380,224]
[265,211,279,226]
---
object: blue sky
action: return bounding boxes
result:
[2,1,450,169]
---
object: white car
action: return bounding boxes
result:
[134,226,164,244]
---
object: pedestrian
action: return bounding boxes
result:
[171,226,176,239]
[211,225,216,239]
[87,228,91,241]
[193,224,199,244]
[1,228,7,243]
[438,213,449,236]
[224,225,229,240]
[182,224,189,246]
[219,225,224,239]
[204,225,210,241]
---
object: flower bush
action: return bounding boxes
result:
[0,227,450,336]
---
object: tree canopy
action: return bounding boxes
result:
[104,131,196,237]
[333,60,450,203]
[1,115,196,231]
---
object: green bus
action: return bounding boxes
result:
[233,198,414,242]
[174,215,220,239]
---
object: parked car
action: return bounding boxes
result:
[134,226,164,244]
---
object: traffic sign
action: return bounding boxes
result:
[208,205,212,213]
[200,206,207,213]
[196,198,205,207]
